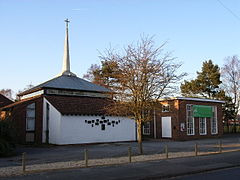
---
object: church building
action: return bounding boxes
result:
[1,20,225,144]
[1,19,136,145]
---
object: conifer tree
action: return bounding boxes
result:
[181,60,221,98]
[215,90,235,123]
[181,60,235,129]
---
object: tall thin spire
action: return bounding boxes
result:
[61,18,76,76]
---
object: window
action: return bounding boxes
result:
[186,104,194,135]
[143,122,150,135]
[46,103,50,143]
[211,106,218,134]
[162,104,170,112]
[46,103,49,129]
[26,103,35,131]
[199,117,207,135]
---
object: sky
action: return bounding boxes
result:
[1,0,240,96]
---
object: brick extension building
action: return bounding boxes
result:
[143,97,224,140]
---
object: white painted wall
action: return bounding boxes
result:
[42,98,136,145]
[42,98,62,144]
[59,115,136,145]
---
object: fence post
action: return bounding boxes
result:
[128,146,132,163]
[165,145,168,159]
[84,149,88,167]
[219,140,222,153]
[195,143,198,156]
[22,152,26,173]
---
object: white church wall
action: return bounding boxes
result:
[57,115,136,145]
[42,98,62,144]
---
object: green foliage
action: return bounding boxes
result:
[83,60,119,89]
[0,138,15,157]
[215,90,235,122]
[181,60,235,122]
[0,120,16,142]
[181,60,221,98]
[224,124,240,133]
[0,120,16,157]
[180,79,199,97]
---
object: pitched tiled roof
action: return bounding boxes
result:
[0,94,13,108]
[45,95,113,115]
[19,75,111,96]
[0,96,41,110]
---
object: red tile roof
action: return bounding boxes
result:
[45,95,113,115]
[0,94,13,108]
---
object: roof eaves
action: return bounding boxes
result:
[159,97,225,103]
[0,95,42,110]
[18,87,43,96]
[174,97,225,103]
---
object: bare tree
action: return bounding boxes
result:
[221,55,240,132]
[97,36,186,154]
[16,83,34,101]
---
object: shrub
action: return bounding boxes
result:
[0,119,16,157]
[0,138,15,157]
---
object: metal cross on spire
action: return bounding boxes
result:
[61,18,76,77]
[65,18,70,29]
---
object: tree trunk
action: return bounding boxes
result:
[234,118,237,133]
[227,121,229,133]
[137,121,143,154]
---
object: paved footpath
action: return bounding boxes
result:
[2,134,240,169]
[1,151,240,180]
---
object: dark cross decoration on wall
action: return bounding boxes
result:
[85,116,121,131]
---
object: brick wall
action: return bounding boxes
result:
[150,99,223,140]
[155,100,178,139]
[6,96,43,144]
[176,100,223,140]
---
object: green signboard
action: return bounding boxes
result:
[193,105,213,118]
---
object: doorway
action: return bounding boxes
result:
[161,117,172,138]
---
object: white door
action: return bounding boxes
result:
[162,117,172,138]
